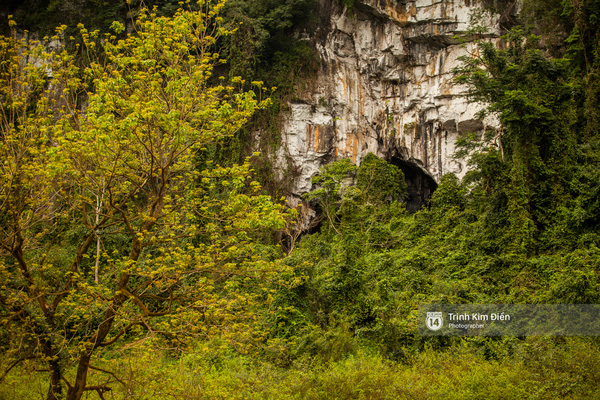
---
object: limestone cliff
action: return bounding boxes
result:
[276,0,512,211]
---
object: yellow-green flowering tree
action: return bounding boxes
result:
[0,2,294,399]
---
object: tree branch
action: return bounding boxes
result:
[88,365,126,387]
[0,355,37,383]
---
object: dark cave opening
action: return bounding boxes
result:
[389,156,438,213]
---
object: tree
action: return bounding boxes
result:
[453,26,581,255]
[305,154,406,238]
[0,2,293,399]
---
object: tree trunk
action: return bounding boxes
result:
[66,349,92,400]
[66,233,148,399]
[66,182,162,399]
[66,307,118,400]
[45,342,63,400]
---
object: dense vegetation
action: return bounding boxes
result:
[1,0,600,399]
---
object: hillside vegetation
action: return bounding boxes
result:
[1,0,600,399]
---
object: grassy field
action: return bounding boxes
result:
[3,337,600,400]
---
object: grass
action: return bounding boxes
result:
[3,337,600,399]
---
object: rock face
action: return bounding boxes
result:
[276,0,506,211]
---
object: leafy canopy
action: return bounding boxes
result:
[0,2,298,399]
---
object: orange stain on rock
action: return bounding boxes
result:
[382,0,415,25]
[339,71,348,98]
[306,124,320,151]
[345,134,359,164]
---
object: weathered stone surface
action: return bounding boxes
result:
[276,0,506,206]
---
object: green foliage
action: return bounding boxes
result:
[2,0,600,396]
[304,154,406,235]
[6,338,600,399]
[356,153,407,203]
[453,23,600,255]
[340,0,355,13]
[0,0,190,36]
[194,0,319,197]
[304,158,356,226]
[287,13,600,354]
[429,174,466,211]
[290,156,420,359]
[0,3,301,398]
[221,0,316,83]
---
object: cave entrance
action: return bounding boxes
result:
[389,156,438,213]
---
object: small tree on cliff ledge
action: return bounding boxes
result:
[0,2,292,399]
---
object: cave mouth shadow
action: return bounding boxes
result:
[389,156,438,213]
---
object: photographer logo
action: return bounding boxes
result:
[426,312,444,331]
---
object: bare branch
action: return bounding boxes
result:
[88,365,126,387]
[0,356,37,383]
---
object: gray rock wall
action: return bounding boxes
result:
[275,0,507,207]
